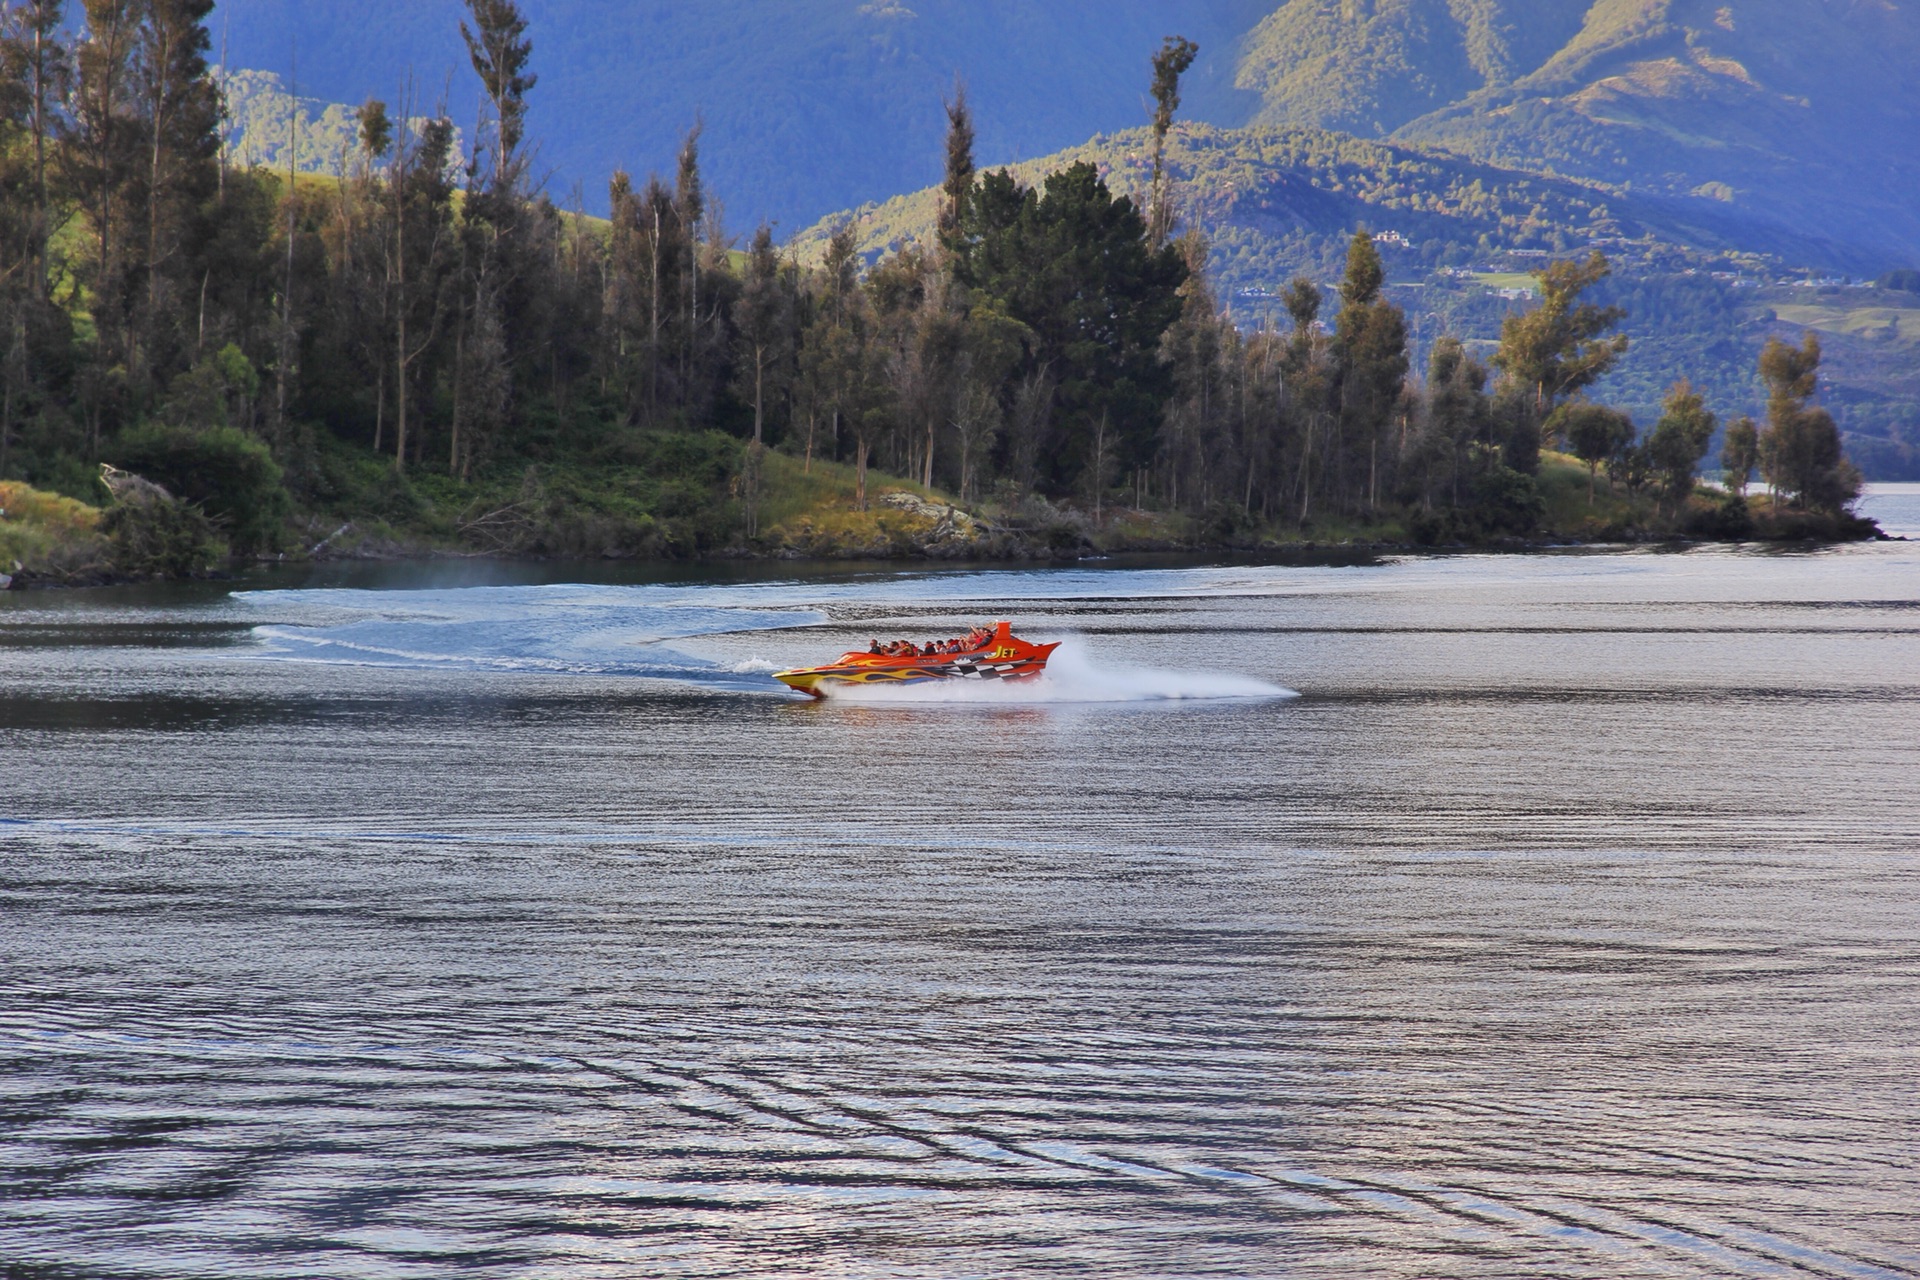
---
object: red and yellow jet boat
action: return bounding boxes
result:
[773,620,1060,699]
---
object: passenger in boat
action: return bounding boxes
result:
[869,639,882,654]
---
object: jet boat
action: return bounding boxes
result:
[773,620,1059,698]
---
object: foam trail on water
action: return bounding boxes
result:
[236,584,819,691]
[826,639,1296,705]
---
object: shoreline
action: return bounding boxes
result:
[4,525,1900,594]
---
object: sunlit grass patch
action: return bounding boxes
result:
[0,479,108,573]
[757,449,954,540]
[1772,303,1920,347]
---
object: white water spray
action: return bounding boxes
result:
[825,638,1296,705]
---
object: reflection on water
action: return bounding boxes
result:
[3,545,1919,1279]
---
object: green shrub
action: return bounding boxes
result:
[1684,493,1756,540]
[107,424,290,556]
[1468,465,1545,536]
[101,497,224,577]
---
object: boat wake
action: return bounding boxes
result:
[825,639,1296,705]
[238,583,818,691]
[232,585,1296,705]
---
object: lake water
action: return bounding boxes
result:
[1859,482,1920,539]
[4,546,1919,1279]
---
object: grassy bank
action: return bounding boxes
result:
[0,482,109,583]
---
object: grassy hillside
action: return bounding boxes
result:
[1236,0,1594,134]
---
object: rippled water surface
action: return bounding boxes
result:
[4,546,1919,1279]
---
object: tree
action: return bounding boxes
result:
[796,222,859,476]
[1331,231,1408,514]
[0,0,69,296]
[1420,335,1492,509]
[1492,252,1629,473]
[460,0,535,195]
[1551,399,1635,504]
[384,101,457,471]
[951,162,1185,497]
[936,80,972,254]
[1158,232,1222,512]
[869,245,961,490]
[1721,415,1759,496]
[64,0,142,451]
[1146,35,1197,249]
[1608,438,1652,500]
[131,0,223,382]
[1643,379,1716,514]
[1756,333,1860,513]
[732,221,790,447]
[951,291,1030,505]
[0,1,71,475]
[1281,275,1329,521]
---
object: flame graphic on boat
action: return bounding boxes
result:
[772,621,1059,698]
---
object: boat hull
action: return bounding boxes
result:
[773,623,1059,699]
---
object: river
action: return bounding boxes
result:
[3,544,1918,1279]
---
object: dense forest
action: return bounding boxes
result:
[0,1,1872,579]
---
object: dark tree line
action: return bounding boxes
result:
[0,4,1861,558]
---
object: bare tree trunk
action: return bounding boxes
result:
[855,436,869,511]
[1090,411,1108,525]
[373,367,386,455]
[31,20,50,295]
[922,419,934,489]
[752,348,764,445]
[276,81,299,451]
[648,208,661,423]
[1300,418,1314,522]
[394,302,408,471]
[744,441,762,536]
[450,319,465,476]
[143,21,172,383]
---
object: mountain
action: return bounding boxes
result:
[1234,0,1596,135]
[1237,0,1920,269]
[213,1,1919,267]
[211,0,1266,230]
[797,121,1782,280]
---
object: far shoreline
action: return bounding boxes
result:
[6,529,1908,599]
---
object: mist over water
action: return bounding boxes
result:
[4,546,1919,1279]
